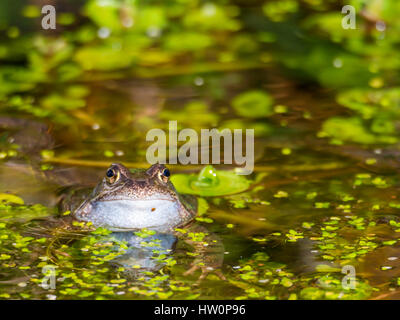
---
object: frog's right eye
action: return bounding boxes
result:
[162,168,170,177]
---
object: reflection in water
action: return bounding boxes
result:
[106,232,177,277]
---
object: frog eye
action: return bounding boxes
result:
[106,168,120,184]
[106,169,114,178]
[158,168,170,183]
[162,168,170,177]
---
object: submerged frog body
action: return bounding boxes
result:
[74,163,197,232]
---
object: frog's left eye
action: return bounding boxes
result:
[162,168,170,177]
[106,168,120,184]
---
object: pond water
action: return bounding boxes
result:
[1,0,400,300]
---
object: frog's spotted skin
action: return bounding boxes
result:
[74,163,197,232]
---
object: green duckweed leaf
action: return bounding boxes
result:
[74,46,134,71]
[0,193,24,205]
[197,197,209,215]
[232,90,274,118]
[315,264,341,273]
[321,117,397,145]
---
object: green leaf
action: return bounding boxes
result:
[171,165,251,196]
[232,90,274,118]
[0,193,24,205]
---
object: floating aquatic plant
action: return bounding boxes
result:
[171,165,251,197]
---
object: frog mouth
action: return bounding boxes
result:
[75,199,182,232]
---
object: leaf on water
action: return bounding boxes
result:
[0,193,24,205]
[232,90,274,118]
[315,264,341,273]
[171,165,251,196]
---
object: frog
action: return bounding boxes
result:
[73,163,196,233]
[65,162,226,281]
